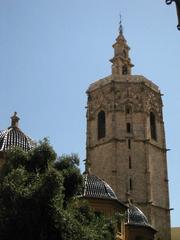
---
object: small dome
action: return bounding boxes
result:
[0,113,35,152]
[82,174,117,200]
[125,205,150,227]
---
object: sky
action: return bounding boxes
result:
[0,0,179,227]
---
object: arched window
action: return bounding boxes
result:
[150,112,157,140]
[98,111,106,139]
[122,65,128,75]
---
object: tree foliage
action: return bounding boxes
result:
[0,139,116,240]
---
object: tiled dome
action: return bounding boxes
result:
[82,174,118,200]
[0,112,35,152]
[125,204,150,227]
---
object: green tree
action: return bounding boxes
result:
[0,139,116,240]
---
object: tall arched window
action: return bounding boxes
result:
[98,111,106,139]
[150,112,157,140]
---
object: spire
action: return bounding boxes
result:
[11,112,20,128]
[110,16,134,76]
[119,14,123,35]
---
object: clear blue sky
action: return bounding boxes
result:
[0,0,179,227]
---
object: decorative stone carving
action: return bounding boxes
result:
[143,88,163,118]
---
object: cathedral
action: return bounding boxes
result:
[0,22,172,240]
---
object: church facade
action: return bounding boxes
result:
[85,23,171,240]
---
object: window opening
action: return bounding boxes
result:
[122,65,128,75]
[123,50,127,58]
[128,139,131,149]
[129,178,133,191]
[127,123,131,133]
[135,237,145,240]
[150,112,157,140]
[126,106,132,114]
[98,111,106,139]
[129,156,132,169]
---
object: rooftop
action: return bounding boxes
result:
[0,112,35,152]
[87,75,160,93]
[82,174,118,200]
[125,204,152,227]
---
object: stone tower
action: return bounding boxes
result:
[86,22,171,240]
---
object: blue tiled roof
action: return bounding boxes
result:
[82,174,118,200]
[125,205,151,227]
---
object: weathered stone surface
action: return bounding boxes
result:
[86,32,171,240]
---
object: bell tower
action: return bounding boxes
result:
[110,18,134,76]
[86,21,171,240]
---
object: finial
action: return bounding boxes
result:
[119,14,123,35]
[11,112,20,128]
